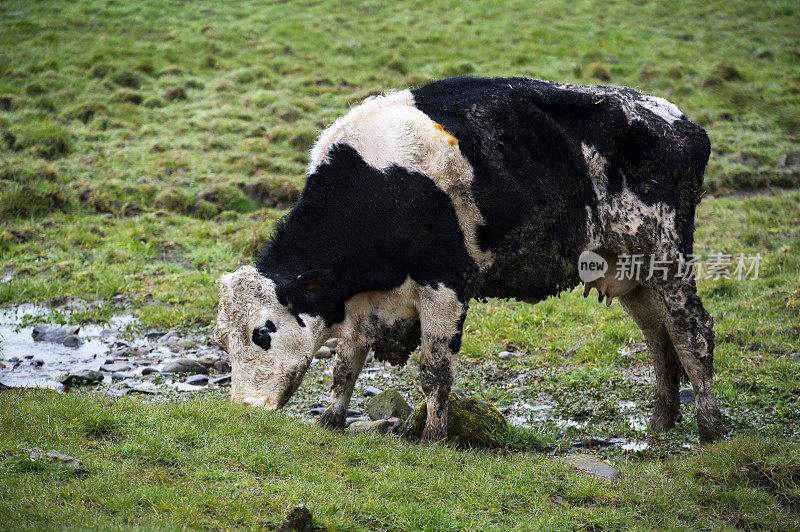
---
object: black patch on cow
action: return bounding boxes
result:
[252,325,272,351]
[257,144,478,326]
[295,315,305,327]
[449,313,467,354]
[370,316,421,367]
[412,77,710,291]
[264,319,277,333]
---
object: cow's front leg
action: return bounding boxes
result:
[418,286,466,444]
[319,341,368,431]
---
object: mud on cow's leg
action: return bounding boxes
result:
[657,279,726,443]
[319,342,368,431]
[620,285,683,432]
[418,287,465,444]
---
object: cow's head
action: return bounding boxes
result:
[214,265,327,409]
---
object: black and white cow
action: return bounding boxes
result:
[215,76,726,443]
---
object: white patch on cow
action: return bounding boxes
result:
[636,95,684,124]
[215,266,324,408]
[331,276,421,344]
[551,82,684,126]
[581,143,679,252]
[307,90,491,269]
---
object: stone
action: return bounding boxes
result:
[679,387,695,404]
[11,447,88,476]
[160,330,179,344]
[141,366,160,375]
[63,335,83,348]
[345,417,362,427]
[314,346,333,359]
[99,328,120,338]
[161,358,208,375]
[362,385,382,397]
[213,359,231,373]
[310,401,327,409]
[346,419,392,435]
[406,392,509,448]
[210,374,231,386]
[197,354,219,368]
[112,371,136,381]
[324,338,338,349]
[61,369,104,387]
[184,374,209,386]
[31,325,80,344]
[101,362,131,373]
[278,504,313,532]
[365,389,412,421]
[145,330,167,340]
[346,409,361,417]
[31,359,44,367]
[562,453,618,481]
[498,350,514,359]
[308,407,326,416]
[0,381,13,391]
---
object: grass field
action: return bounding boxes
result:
[1,0,799,529]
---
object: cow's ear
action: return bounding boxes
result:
[287,269,332,311]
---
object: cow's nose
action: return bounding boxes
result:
[241,396,278,410]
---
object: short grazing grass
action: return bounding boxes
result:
[1,390,798,531]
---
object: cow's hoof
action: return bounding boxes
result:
[648,408,681,432]
[698,412,727,443]
[420,426,447,445]
[318,411,346,431]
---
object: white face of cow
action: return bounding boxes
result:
[214,266,322,409]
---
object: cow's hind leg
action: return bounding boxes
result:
[418,286,466,444]
[620,285,683,432]
[657,280,726,443]
[319,342,368,431]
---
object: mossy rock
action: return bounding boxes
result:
[407,392,509,448]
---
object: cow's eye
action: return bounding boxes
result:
[252,324,272,351]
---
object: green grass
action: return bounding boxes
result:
[1,0,800,529]
[1,390,798,531]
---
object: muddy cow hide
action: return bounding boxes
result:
[214,76,726,444]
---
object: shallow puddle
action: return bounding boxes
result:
[0,305,136,390]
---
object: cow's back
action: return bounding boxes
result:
[411,77,710,301]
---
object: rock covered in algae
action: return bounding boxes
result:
[407,391,509,448]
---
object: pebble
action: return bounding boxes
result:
[345,417,362,428]
[498,350,514,359]
[308,407,326,416]
[141,367,160,375]
[278,504,314,532]
[61,369,104,387]
[314,346,333,359]
[7,356,19,364]
[362,385,382,397]
[310,401,327,408]
[210,374,231,386]
[345,419,391,435]
[31,359,44,367]
[31,325,80,344]
[145,330,167,340]
[197,354,219,368]
[63,335,84,348]
[213,359,231,373]
[112,371,136,381]
[346,409,361,417]
[161,331,180,345]
[161,358,208,375]
[324,338,338,349]
[101,362,131,373]
[679,388,695,404]
[562,453,618,481]
[184,374,209,386]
